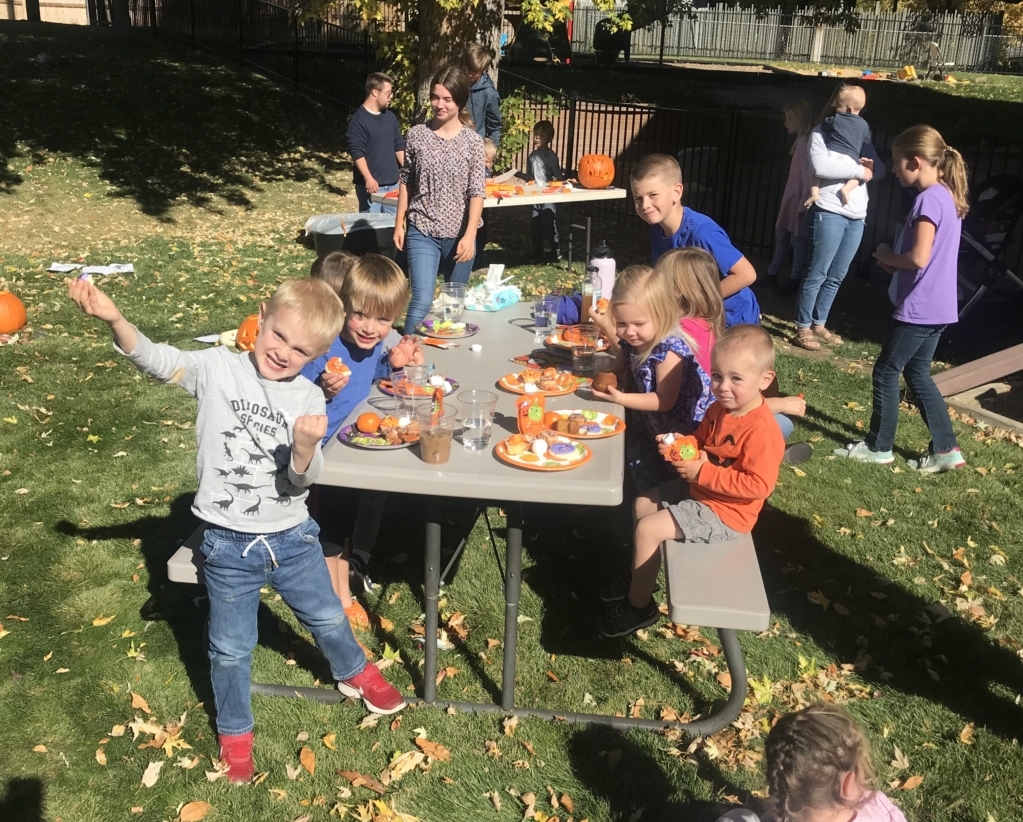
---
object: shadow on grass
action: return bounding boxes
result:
[0,778,43,822]
[0,22,349,218]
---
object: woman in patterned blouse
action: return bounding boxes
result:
[394,67,487,331]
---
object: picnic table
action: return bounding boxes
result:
[372,186,628,270]
[168,301,769,734]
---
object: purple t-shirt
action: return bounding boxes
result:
[892,183,961,325]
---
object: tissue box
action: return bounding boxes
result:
[466,284,520,312]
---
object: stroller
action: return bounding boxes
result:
[957,174,1023,319]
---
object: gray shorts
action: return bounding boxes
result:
[658,480,743,543]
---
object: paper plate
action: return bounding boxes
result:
[498,373,591,397]
[494,436,592,472]
[545,332,610,351]
[544,410,625,439]
[336,424,417,450]
[378,376,459,398]
[416,320,480,339]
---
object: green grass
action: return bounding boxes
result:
[3,20,1023,822]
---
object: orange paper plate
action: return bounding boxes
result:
[498,373,590,397]
[494,437,592,472]
[545,410,625,440]
[545,333,610,352]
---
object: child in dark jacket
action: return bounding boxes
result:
[465,43,502,146]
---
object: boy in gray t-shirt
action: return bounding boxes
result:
[528,119,563,259]
[68,277,404,783]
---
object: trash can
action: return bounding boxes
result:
[304,213,397,259]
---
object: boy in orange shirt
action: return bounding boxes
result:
[599,324,784,636]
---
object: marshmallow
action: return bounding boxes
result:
[398,416,411,428]
[428,374,444,387]
[662,433,676,445]
[530,439,548,456]
[523,384,538,394]
[470,344,482,352]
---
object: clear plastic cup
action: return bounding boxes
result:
[571,323,599,377]
[457,390,498,452]
[415,405,458,465]
[533,294,559,343]
[391,369,431,418]
[440,282,467,321]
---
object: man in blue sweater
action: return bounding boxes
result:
[346,73,405,213]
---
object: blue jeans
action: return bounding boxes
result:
[404,222,474,331]
[767,227,810,281]
[199,519,366,735]
[796,208,865,329]
[866,321,957,454]
[356,182,398,213]
[774,412,794,440]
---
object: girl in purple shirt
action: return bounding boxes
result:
[835,125,969,473]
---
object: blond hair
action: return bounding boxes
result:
[892,124,970,218]
[264,278,345,355]
[818,82,866,125]
[609,264,681,363]
[654,247,725,355]
[339,254,409,321]
[630,153,683,187]
[483,137,497,158]
[784,100,816,155]
[464,43,493,74]
[766,703,876,822]
[713,324,775,375]
[310,250,356,295]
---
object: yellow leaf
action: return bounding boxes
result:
[855,508,874,518]
[959,723,975,745]
[901,774,924,791]
[322,732,337,751]
[109,725,126,737]
[807,590,830,611]
[178,801,211,822]
[92,614,116,627]
[790,465,807,477]
[33,745,47,753]
[503,715,519,737]
[96,748,107,766]
[300,745,316,776]
[268,788,288,801]
[86,434,101,443]
[55,668,70,674]
[378,616,394,631]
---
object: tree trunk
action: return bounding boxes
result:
[414,0,505,118]
[111,0,132,32]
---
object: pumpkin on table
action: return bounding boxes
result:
[235,313,260,351]
[0,291,27,336]
[577,154,615,190]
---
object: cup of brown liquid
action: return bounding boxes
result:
[415,405,458,465]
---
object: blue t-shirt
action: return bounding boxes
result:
[301,330,401,445]
[650,208,760,327]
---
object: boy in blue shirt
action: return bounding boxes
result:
[304,254,423,627]
[632,153,759,327]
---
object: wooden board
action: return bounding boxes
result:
[933,342,1023,397]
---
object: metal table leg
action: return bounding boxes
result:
[422,501,442,704]
[501,502,524,711]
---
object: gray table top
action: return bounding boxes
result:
[318,302,626,507]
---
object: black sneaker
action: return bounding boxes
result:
[348,552,374,594]
[597,599,661,637]
[599,578,660,603]
[783,442,813,465]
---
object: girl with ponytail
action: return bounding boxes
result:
[395,66,486,331]
[835,124,968,473]
[714,702,906,822]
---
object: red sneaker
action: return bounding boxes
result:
[218,731,254,783]
[338,663,405,715]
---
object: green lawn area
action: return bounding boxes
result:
[4,21,1023,822]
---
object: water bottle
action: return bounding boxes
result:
[588,240,617,299]
[580,265,602,323]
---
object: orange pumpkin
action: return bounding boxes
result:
[577,154,615,190]
[236,313,260,351]
[0,291,27,336]
[664,435,700,462]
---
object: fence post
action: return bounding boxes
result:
[566,94,578,174]
[293,13,300,92]
[658,19,667,66]
[238,0,244,64]
[189,0,196,49]
[148,0,157,34]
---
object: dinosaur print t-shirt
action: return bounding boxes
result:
[119,330,326,534]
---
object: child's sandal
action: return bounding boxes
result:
[812,326,843,346]
[792,329,821,351]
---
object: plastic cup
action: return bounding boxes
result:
[533,294,559,343]
[391,369,431,418]
[571,323,599,377]
[415,405,458,465]
[440,282,467,321]
[457,390,498,452]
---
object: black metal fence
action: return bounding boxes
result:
[498,70,1023,271]
[138,0,376,113]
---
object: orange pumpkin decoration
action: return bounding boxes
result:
[516,394,545,437]
[542,411,561,430]
[664,435,700,463]
[0,291,27,336]
[236,313,260,352]
[356,412,381,434]
[577,154,615,190]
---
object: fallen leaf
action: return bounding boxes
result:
[92,614,116,627]
[716,671,732,689]
[43,651,53,661]
[807,590,830,611]
[832,603,850,616]
[485,740,501,758]
[414,737,451,761]
[389,716,402,732]
[178,801,211,822]
[299,746,316,776]
[378,616,394,631]
[855,508,873,518]
[110,725,126,737]
[337,769,387,795]
[359,714,380,730]
[382,750,424,783]
[959,723,975,745]
[891,746,909,771]
[95,748,107,766]
[322,732,337,751]
[485,790,502,812]
[503,715,519,737]
[561,794,575,813]
[33,745,47,753]
[295,731,310,742]
[131,692,152,714]
[286,764,302,780]
[175,756,200,770]
[269,788,288,801]
[901,774,924,791]
[141,760,164,787]
[55,667,70,674]
[521,792,537,819]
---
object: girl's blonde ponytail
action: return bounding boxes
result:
[892,125,970,218]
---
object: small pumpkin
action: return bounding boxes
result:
[0,291,28,336]
[235,313,260,351]
[664,434,700,463]
[577,154,615,190]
